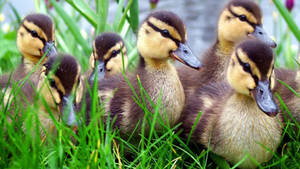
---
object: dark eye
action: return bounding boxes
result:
[162,29,170,37]
[50,79,56,88]
[30,30,39,38]
[243,63,251,72]
[239,15,247,22]
[111,50,117,56]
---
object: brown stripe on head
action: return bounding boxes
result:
[237,39,273,78]
[229,0,262,25]
[23,13,55,41]
[44,54,80,95]
[146,10,186,43]
[93,33,124,61]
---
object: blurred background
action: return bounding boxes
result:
[1,0,299,73]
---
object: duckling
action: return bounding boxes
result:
[178,0,276,95]
[273,68,300,124]
[180,39,282,169]
[0,13,57,87]
[85,10,202,133]
[37,54,82,133]
[85,32,128,81]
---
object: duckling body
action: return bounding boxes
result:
[85,11,202,133]
[178,0,276,95]
[181,40,282,168]
[37,54,82,134]
[274,68,300,123]
[0,13,56,88]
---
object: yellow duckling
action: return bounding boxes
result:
[180,39,282,169]
[85,32,128,81]
[84,10,202,134]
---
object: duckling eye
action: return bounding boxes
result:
[49,79,56,88]
[162,29,170,37]
[30,30,39,38]
[239,15,247,22]
[111,50,117,56]
[243,63,251,73]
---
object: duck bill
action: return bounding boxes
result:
[60,95,78,126]
[249,26,277,48]
[251,81,278,117]
[170,43,202,70]
[43,41,57,58]
[89,60,106,82]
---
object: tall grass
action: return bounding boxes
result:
[0,0,299,168]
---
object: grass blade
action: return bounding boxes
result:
[273,0,300,42]
[50,0,91,54]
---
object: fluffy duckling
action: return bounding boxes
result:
[0,13,57,87]
[37,54,82,132]
[85,32,128,81]
[180,39,282,169]
[179,0,276,94]
[85,10,202,133]
[273,69,300,124]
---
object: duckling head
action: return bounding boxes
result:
[218,0,276,48]
[89,33,127,80]
[227,39,278,116]
[17,13,57,65]
[137,10,202,70]
[39,54,81,122]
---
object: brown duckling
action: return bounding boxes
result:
[0,13,57,88]
[85,10,202,134]
[178,0,276,95]
[180,39,282,168]
[273,68,300,124]
[85,33,128,82]
[37,54,82,133]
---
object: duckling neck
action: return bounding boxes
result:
[139,56,185,127]
[216,38,234,56]
[143,57,170,70]
[22,54,45,72]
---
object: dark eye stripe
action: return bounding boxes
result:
[104,44,126,65]
[228,7,257,28]
[22,24,46,44]
[146,21,180,47]
[236,51,258,85]
[49,79,64,99]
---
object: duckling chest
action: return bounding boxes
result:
[143,68,185,125]
[211,99,282,168]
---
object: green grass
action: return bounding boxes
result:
[0,0,300,168]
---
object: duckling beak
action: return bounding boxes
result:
[251,81,278,117]
[43,41,57,58]
[60,95,79,126]
[89,61,106,82]
[250,26,277,48]
[170,43,203,70]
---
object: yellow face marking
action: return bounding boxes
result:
[231,6,258,24]
[17,21,48,64]
[52,23,55,41]
[23,20,48,42]
[103,41,124,60]
[237,49,261,79]
[218,9,254,45]
[149,17,182,42]
[106,52,128,75]
[38,72,61,108]
[227,51,256,95]
[89,53,95,69]
[137,22,177,60]
[53,75,66,95]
